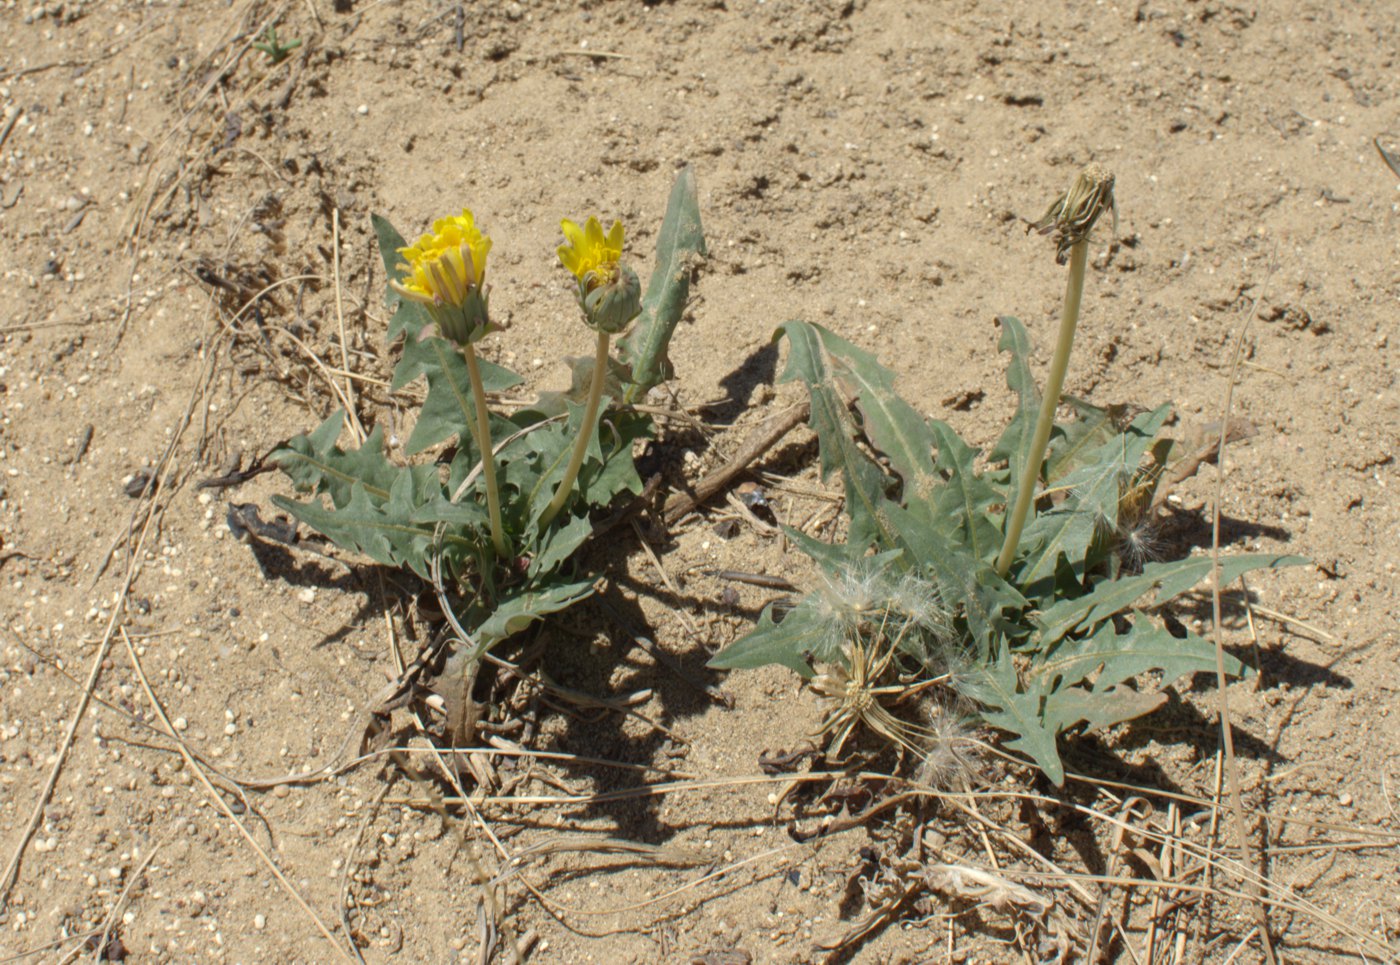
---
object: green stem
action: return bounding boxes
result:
[994,239,1089,577]
[463,344,508,558]
[540,330,610,529]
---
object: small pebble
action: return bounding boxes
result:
[1339,792,1353,807]
[356,104,368,115]
[254,913,266,930]
[173,717,188,731]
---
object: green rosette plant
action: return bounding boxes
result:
[272,168,704,683]
[710,165,1304,785]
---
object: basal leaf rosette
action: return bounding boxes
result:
[392,208,494,346]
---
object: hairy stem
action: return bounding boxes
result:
[540,329,610,528]
[463,344,508,557]
[995,239,1088,577]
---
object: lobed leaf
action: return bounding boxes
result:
[1015,405,1173,599]
[272,477,459,580]
[777,320,896,551]
[274,413,438,510]
[989,316,1042,503]
[476,581,596,649]
[795,323,938,492]
[708,601,826,677]
[1046,397,1118,482]
[927,420,1004,563]
[1036,553,1309,647]
[1034,618,1242,694]
[883,500,1026,659]
[957,650,1065,784]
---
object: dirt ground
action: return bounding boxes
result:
[1,0,1398,961]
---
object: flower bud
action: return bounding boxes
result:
[427,284,491,346]
[582,262,641,334]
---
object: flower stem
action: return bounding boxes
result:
[463,344,508,558]
[540,329,610,529]
[994,238,1089,578]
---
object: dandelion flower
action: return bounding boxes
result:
[392,209,492,345]
[558,216,625,291]
[558,216,640,334]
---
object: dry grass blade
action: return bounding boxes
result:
[386,763,1398,958]
[79,836,166,965]
[330,206,366,442]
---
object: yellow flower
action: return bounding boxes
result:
[558,217,624,292]
[391,209,493,345]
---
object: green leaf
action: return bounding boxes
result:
[579,409,649,505]
[1016,507,1098,605]
[1016,406,1173,600]
[517,398,608,525]
[957,649,1065,785]
[708,601,826,677]
[794,323,937,492]
[476,581,596,649]
[619,166,706,394]
[777,320,895,551]
[960,618,1225,787]
[372,214,434,344]
[1036,553,1309,647]
[529,513,593,578]
[392,333,521,394]
[272,477,454,579]
[781,525,861,579]
[927,420,1003,562]
[398,338,520,456]
[274,415,435,510]
[1046,397,1117,482]
[1035,619,1242,693]
[989,316,1041,503]
[533,353,634,417]
[1040,686,1168,738]
[883,501,1025,658]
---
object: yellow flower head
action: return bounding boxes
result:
[558,217,625,292]
[394,209,492,307]
[391,209,493,344]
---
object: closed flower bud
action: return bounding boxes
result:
[583,262,641,333]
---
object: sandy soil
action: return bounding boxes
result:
[1,0,1397,961]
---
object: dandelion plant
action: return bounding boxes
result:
[272,169,705,706]
[711,164,1304,784]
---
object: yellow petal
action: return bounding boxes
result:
[584,216,605,248]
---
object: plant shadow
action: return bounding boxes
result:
[523,575,731,843]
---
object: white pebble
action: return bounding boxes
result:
[254,913,267,930]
